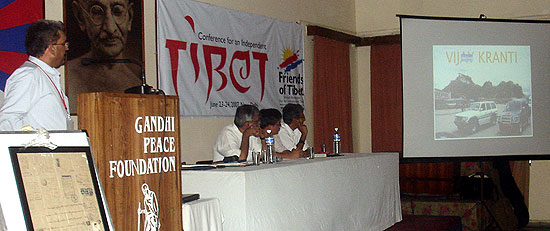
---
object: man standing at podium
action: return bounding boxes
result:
[213,105,260,162]
[0,20,73,131]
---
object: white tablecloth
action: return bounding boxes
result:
[183,198,224,231]
[182,153,402,231]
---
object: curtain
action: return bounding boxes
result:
[370,43,402,152]
[313,36,352,153]
[511,161,530,205]
[371,43,457,195]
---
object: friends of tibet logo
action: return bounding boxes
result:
[277,47,304,96]
[279,47,303,73]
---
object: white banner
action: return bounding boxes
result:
[157,0,305,117]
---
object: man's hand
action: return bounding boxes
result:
[239,125,260,161]
[258,129,268,139]
[243,125,260,138]
[298,123,308,137]
[289,148,306,159]
[296,123,308,151]
[276,148,307,159]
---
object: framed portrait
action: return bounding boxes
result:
[63,0,144,114]
[8,146,111,231]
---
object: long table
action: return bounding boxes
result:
[181,153,402,231]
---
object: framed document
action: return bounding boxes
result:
[9,146,110,231]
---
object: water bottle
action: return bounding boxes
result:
[333,128,341,154]
[265,130,275,163]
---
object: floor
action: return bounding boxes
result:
[520,222,550,231]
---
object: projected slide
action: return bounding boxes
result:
[433,45,532,140]
[401,15,550,159]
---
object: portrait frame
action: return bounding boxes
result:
[63,0,145,115]
[8,146,111,230]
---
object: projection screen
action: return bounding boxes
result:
[400,15,550,160]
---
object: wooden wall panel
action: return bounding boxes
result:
[399,163,457,195]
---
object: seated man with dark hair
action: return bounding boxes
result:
[277,103,309,152]
[212,105,260,162]
[255,108,306,159]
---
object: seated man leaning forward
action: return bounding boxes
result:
[255,108,306,159]
[213,105,260,162]
[277,103,309,152]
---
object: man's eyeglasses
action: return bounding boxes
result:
[53,41,69,48]
[78,2,131,26]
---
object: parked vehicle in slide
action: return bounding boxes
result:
[497,98,531,134]
[454,101,498,133]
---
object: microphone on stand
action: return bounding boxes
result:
[81,58,160,94]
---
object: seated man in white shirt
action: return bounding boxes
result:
[212,105,260,162]
[256,108,305,159]
[276,103,309,152]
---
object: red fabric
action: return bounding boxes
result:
[0,50,27,74]
[370,43,402,152]
[0,0,43,30]
[313,36,352,153]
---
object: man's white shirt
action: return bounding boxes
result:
[276,122,309,151]
[212,124,261,162]
[0,56,70,131]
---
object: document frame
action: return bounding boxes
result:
[8,146,111,231]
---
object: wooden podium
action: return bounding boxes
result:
[78,92,182,231]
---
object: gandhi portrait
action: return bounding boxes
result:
[65,0,143,113]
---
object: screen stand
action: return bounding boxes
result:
[477,162,503,231]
